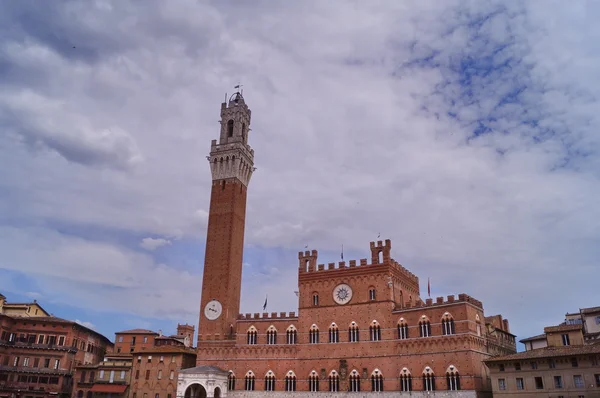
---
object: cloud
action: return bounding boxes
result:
[0,0,598,344]
[140,237,172,251]
[74,319,97,330]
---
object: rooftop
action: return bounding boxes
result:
[485,344,600,362]
[519,333,547,343]
[115,328,158,335]
[180,365,228,375]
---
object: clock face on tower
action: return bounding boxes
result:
[333,283,353,305]
[204,300,222,321]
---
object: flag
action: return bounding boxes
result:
[234,85,240,89]
[341,244,344,260]
[263,295,268,311]
[427,278,431,297]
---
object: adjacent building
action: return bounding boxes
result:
[0,293,112,398]
[485,307,600,397]
[176,91,517,398]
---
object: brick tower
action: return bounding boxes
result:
[198,90,255,344]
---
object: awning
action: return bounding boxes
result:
[90,384,128,394]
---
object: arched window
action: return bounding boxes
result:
[446,366,460,390]
[309,324,319,344]
[371,369,384,392]
[244,371,255,391]
[349,370,361,392]
[284,371,296,392]
[400,368,412,392]
[397,318,409,340]
[241,123,246,141]
[312,293,319,306]
[369,287,376,301]
[349,321,359,342]
[442,313,455,335]
[265,370,276,392]
[419,316,431,337]
[328,370,340,392]
[266,325,277,345]
[247,326,257,345]
[329,323,339,343]
[370,320,381,341]
[308,370,319,392]
[228,371,236,391]
[227,120,234,137]
[286,325,297,344]
[422,367,435,391]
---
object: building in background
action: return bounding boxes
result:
[485,307,600,397]
[0,293,112,398]
[176,91,517,398]
[72,325,195,398]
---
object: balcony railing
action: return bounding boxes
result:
[0,365,71,376]
[0,341,75,352]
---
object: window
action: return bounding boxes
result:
[171,355,176,363]
[596,315,600,325]
[571,357,579,367]
[516,377,524,390]
[534,376,543,389]
[147,356,152,363]
[549,359,556,369]
[155,394,159,398]
[286,326,297,344]
[265,371,276,392]
[573,375,584,388]
[137,356,141,363]
[135,370,139,379]
[419,318,431,337]
[308,371,319,392]
[423,367,435,391]
[143,336,148,343]
[329,323,339,343]
[159,356,164,362]
[58,336,65,346]
[284,371,296,392]
[349,370,361,392]
[309,325,319,344]
[38,335,45,344]
[54,359,60,369]
[595,374,600,385]
[554,375,563,388]
[23,357,30,367]
[80,371,86,383]
[157,370,162,380]
[499,364,505,372]
[369,288,376,301]
[228,372,235,391]
[227,120,234,137]
[400,369,412,392]
[145,370,150,380]
[515,362,521,371]
[397,321,409,340]
[244,371,255,391]
[370,321,381,341]
[99,370,105,379]
[562,334,570,346]
[131,337,136,345]
[530,362,537,369]
[349,322,359,342]
[169,371,174,380]
[442,314,455,335]
[247,327,257,345]
[498,378,506,391]
[266,326,277,345]
[44,358,50,368]
[312,294,319,306]
[371,370,383,392]
[446,366,460,391]
[118,336,123,342]
[329,371,339,392]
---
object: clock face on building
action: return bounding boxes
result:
[204,300,223,320]
[333,283,353,305]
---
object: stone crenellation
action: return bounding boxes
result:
[398,293,483,311]
[238,312,298,320]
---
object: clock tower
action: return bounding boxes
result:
[198,90,255,344]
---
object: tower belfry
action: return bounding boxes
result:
[198,89,255,344]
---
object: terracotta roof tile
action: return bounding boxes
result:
[485,344,600,362]
[115,328,157,335]
[519,333,547,343]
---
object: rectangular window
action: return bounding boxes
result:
[170,371,174,380]
[534,376,543,389]
[147,356,152,363]
[109,370,114,383]
[549,359,556,369]
[516,378,524,390]
[118,336,123,342]
[48,336,56,345]
[23,357,30,367]
[58,336,65,346]
[530,362,537,369]
[171,356,176,363]
[562,334,570,346]
[514,363,521,371]
[571,357,578,367]
[54,359,60,369]
[498,379,506,390]
[499,364,505,372]
[33,358,39,367]
[135,370,139,380]
[120,371,125,379]
[595,316,600,325]
[554,375,563,388]
[145,370,150,380]
[573,375,584,388]
[38,335,45,344]
[160,356,164,362]
[137,356,142,363]
[313,294,319,306]
[44,358,50,368]
[13,357,20,366]
[99,370,105,379]
[144,336,148,343]
[595,374,600,385]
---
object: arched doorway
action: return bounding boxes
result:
[213,387,221,398]
[184,383,207,398]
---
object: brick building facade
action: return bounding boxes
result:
[177,92,516,398]
[0,293,112,398]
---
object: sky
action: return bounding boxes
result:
[0,0,599,347]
